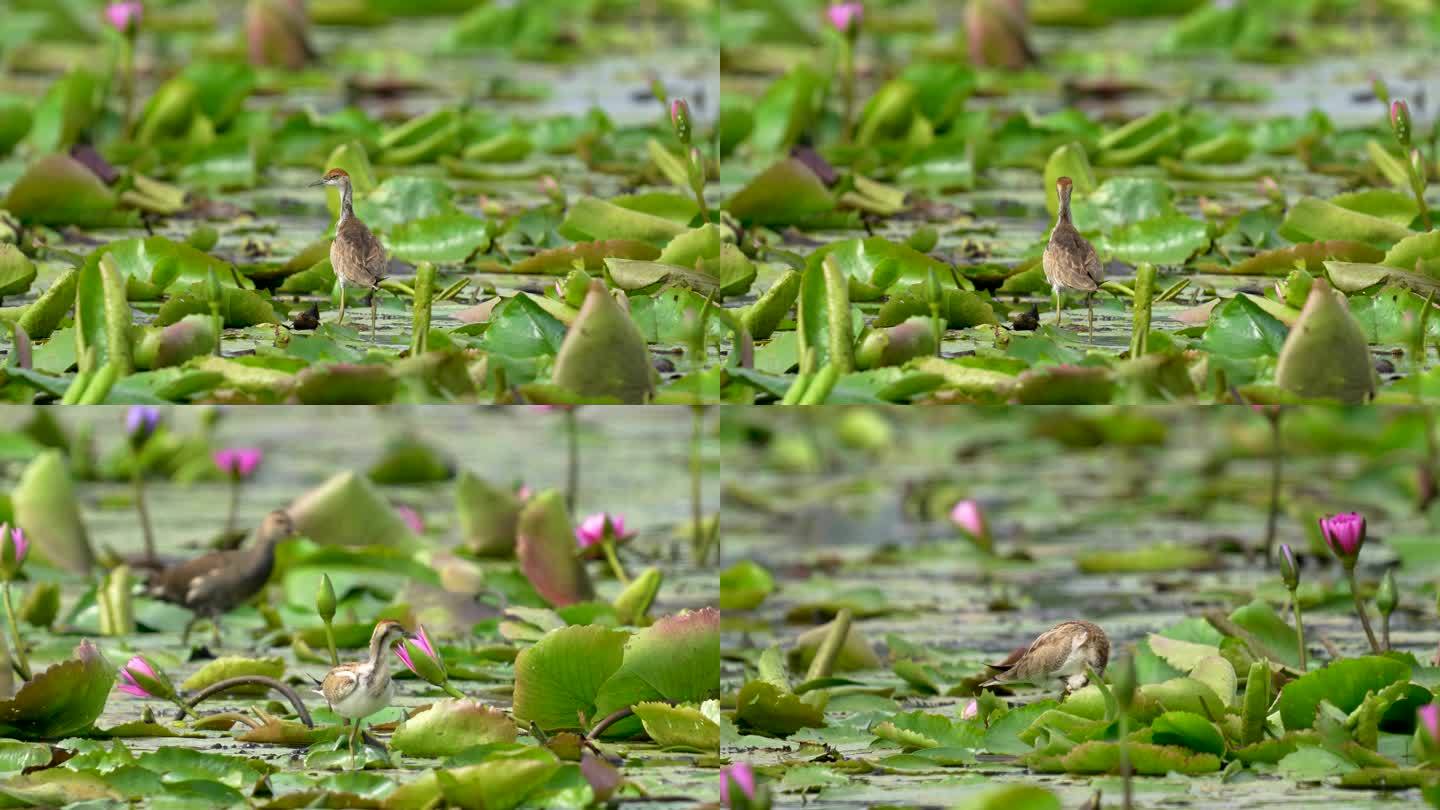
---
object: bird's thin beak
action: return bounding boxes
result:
[309,179,326,187]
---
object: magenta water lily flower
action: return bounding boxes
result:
[0,524,27,570]
[1320,512,1366,563]
[1421,704,1440,745]
[720,762,756,807]
[396,623,463,698]
[213,447,263,478]
[105,0,143,33]
[576,513,628,549]
[395,504,424,535]
[125,406,161,445]
[961,700,978,720]
[949,500,986,538]
[516,484,533,501]
[827,2,863,33]
[117,655,163,698]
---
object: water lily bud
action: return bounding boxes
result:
[1278,543,1299,591]
[1391,99,1412,145]
[826,2,863,35]
[720,762,759,808]
[948,500,993,552]
[395,624,449,688]
[1319,512,1366,568]
[1112,654,1136,712]
[0,524,28,581]
[1376,569,1398,616]
[125,406,161,449]
[105,1,143,34]
[117,655,175,700]
[961,699,978,720]
[576,512,632,549]
[316,573,336,624]
[670,99,692,146]
[213,447,263,479]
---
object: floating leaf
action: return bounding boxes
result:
[735,680,825,736]
[4,154,132,228]
[719,560,775,611]
[11,450,94,573]
[1276,656,1410,731]
[515,490,593,607]
[391,699,517,757]
[632,701,719,751]
[387,213,490,264]
[592,608,720,735]
[1278,197,1413,249]
[0,641,113,739]
[512,624,628,732]
[726,158,836,226]
[181,657,284,695]
[1150,711,1225,756]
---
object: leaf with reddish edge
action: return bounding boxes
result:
[1220,241,1385,276]
[592,608,720,737]
[0,641,115,740]
[510,240,660,276]
[516,490,595,607]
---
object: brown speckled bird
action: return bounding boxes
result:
[146,510,296,646]
[1043,177,1104,333]
[318,620,408,760]
[313,168,387,340]
[981,620,1110,695]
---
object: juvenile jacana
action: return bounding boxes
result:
[146,509,296,646]
[1043,177,1104,333]
[318,620,408,761]
[980,620,1110,696]
[313,168,387,341]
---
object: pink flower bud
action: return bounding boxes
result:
[720,762,756,806]
[0,524,27,578]
[117,655,168,699]
[961,700,978,720]
[826,2,863,34]
[576,512,628,549]
[105,1,143,33]
[395,504,424,535]
[949,500,987,540]
[1319,512,1366,563]
[1421,703,1440,745]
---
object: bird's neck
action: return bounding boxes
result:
[367,633,394,671]
[241,534,281,587]
[338,181,353,225]
[1056,195,1072,228]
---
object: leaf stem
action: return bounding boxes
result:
[132,466,157,565]
[177,676,315,727]
[565,409,579,514]
[600,540,630,585]
[1264,412,1282,566]
[1347,567,1382,654]
[2,583,31,680]
[1289,590,1307,672]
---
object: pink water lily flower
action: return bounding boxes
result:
[1319,512,1366,562]
[827,2,863,33]
[576,513,627,549]
[213,447,263,478]
[1421,704,1440,745]
[106,1,143,33]
[395,624,438,674]
[117,655,162,698]
[720,762,756,807]
[395,504,424,535]
[961,700,978,720]
[1,524,27,566]
[948,500,986,538]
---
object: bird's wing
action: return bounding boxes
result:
[150,554,228,605]
[1084,244,1104,286]
[322,668,359,705]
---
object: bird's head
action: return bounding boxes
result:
[258,509,296,544]
[372,620,408,649]
[313,168,350,188]
[1055,175,1073,201]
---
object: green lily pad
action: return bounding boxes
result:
[180,657,284,695]
[391,699,517,758]
[718,560,775,611]
[735,680,825,737]
[632,701,719,751]
[1150,711,1225,756]
[511,624,628,732]
[4,154,133,228]
[1277,656,1410,731]
[0,641,114,739]
[592,608,720,735]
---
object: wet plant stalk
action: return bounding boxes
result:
[322,620,339,667]
[2,583,31,680]
[689,405,712,564]
[410,262,435,356]
[1289,594,1307,672]
[1347,567,1382,654]
[1264,411,1282,565]
[1119,711,1133,810]
[180,676,313,726]
[600,540,630,585]
[224,474,240,537]
[806,609,852,683]
[132,467,157,564]
[1129,263,1155,358]
[564,409,579,514]
[840,38,855,143]
[440,682,467,700]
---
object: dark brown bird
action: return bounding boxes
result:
[313,168,387,340]
[981,620,1110,695]
[147,509,296,646]
[1042,177,1104,333]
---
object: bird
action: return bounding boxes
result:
[317,619,409,761]
[980,620,1110,696]
[146,509,296,647]
[312,168,387,341]
[1042,176,1104,333]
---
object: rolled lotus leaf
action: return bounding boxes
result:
[613,566,662,625]
[552,280,655,404]
[0,243,36,298]
[11,450,94,573]
[966,0,1034,70]
[1275,278,1378,404]
[855,317,937,369]
[245,0,314,70]
[3,154,126,228]
[286,471,421,549]
[455,470,522,557]
[516,490,594,607]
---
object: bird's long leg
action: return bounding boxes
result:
[210,616,223,649]
[337,281,347,326]
[348,720,359,767]
[1053,286,1064,327]
[182,615,199,646]
[369,288,377,343]
[1086,292,1094,335]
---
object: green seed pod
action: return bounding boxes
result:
[316,573,336,624]
[1376,569,1397,616]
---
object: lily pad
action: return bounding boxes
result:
[511,624,628,732]
[0,640,114,739]
[391,699,517,757]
